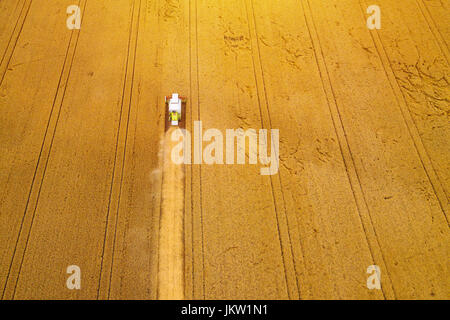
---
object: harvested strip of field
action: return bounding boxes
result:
[158,127,185,300]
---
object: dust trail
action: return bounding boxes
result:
[157,127,185,300]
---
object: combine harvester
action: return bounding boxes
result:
[165,93,186,129]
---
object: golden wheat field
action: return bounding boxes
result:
[0,0,449,300]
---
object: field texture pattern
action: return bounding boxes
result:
[0,0,448,299]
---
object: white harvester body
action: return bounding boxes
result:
[167,93,182,126]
